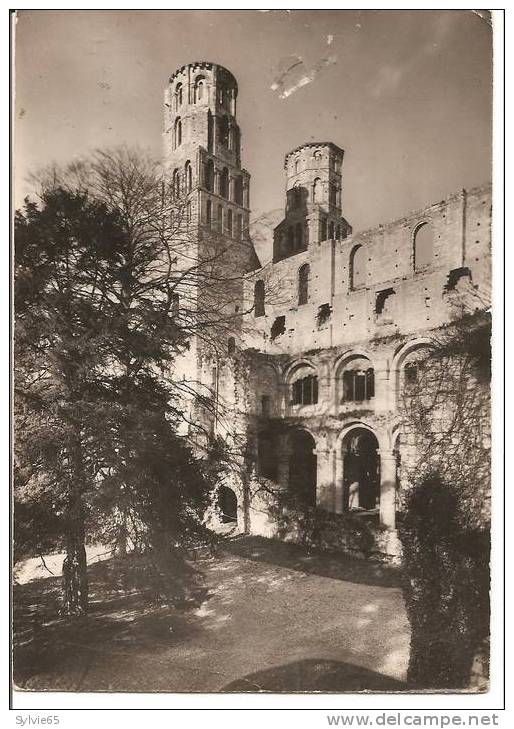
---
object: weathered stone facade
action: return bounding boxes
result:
[164,62,492,557]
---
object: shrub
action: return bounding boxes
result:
[272,503,388,558]
[398,472,490,688]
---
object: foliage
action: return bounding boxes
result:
[398,473,490,688]
[14,149,238,613]
[398,312,491,688]
[270,502,389,558]
[400,311,491,530]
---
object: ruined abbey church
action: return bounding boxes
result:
[165,61,491,557]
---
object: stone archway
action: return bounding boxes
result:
[342,428,380,511]
[218,486,238,523]
[288,429,317,508]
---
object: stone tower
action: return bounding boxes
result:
[164,61,252,252]
[273,142,352,262]
[163,62,258,438]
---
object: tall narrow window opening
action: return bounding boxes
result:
[349,244,366,290]
[298,263,310,305]
[254,280,265,317]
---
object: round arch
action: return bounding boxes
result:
[392,337,434,404]
[288,427,318,509]
[340,425,380,512]
[335,420,385,451]
[333,351,375,406]
[412,221,434,271]
[218,485,238,523]
[333,349,375,377]
[282,358,316,383]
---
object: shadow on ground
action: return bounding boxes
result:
[222,658,407,693]
[221,536,401,588]
[13,557,207,688]
[14,537,409,692]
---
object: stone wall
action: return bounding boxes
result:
[243,185,491,356]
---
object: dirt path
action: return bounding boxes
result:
[13,536,410,693]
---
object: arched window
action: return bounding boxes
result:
[234,176,243,205]
[328,221,335,239]
[413,222,434,271]
[291,373,319,405]
[320,218,327,241]
[227,208,233,236]
[218,116,229,147]
[217,204,223,233]
[236,213,243,241]
[295,222,303,249]
[174,117,182,149]
[194,76,205,103]
[341,359,375,402]
[175,83,183,110]
[294,158,300,174]
[313,150,322,162]
[205,159,214,192]
[298,263,309,305]
[254,280,265,317]
[313,177,322,204]
[227,336,236,356]
[220,167,229,199]
[206,199,212,226]
[184,161,192,193]
[349,244,366,290]
[172,168,180,198]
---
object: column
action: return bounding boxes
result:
[379,451,396,529]
[374,360,391,413]
[334,449,344,514]
[314,446,333,510]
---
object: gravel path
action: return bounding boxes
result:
[13,536,410,693]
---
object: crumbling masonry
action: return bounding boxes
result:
[164,62,491,557]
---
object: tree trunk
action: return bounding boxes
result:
[61,432,88,615]
[62,529,88,615]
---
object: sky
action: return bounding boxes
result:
[14,9,493,235]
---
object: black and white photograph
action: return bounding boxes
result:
[11,8,501,709]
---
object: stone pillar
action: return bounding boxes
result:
[374,361,391,413]
[334,449,344,514]
[379,451,396,530]
[314,446,333,510]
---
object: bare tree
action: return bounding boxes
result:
[15,146,265,612]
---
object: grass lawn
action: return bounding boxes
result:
[13,536,410,693]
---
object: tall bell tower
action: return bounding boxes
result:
[164,61,253,255]
[163,62,257,440]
